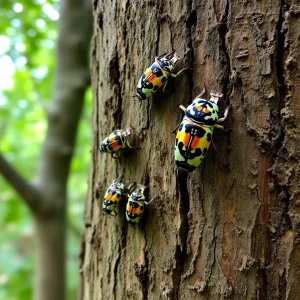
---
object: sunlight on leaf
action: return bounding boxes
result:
[0,1,91,299]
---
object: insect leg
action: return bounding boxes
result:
[195,82,207,98]
[170,67,190,78]
[133,94,142,101]
[145,196,159,205]
[213,124,224,130]
[126,140,141,150]
[179,105,186,112]
[113,176,123,183]
[211,140,217,150]
[126,182,137,195]
[162,79,169,91]
[171,123,180,134]
[217,104,232,123]
[126,141,135,149]
[156,49,175,61]
[112,153,121,159]
[111,210,117,216]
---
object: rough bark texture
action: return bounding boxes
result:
[81,0,300,299]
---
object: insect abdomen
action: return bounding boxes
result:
[136,62,167,99]
[100,131,126,153]
[175,119,213,172]
[126,199,145,224]
[103,183,124,214]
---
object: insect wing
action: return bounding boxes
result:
[175,119,213,172]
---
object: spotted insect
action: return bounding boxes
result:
[102,178,125,215]
[136,50,187,100]
[99,127,135,159]
[126,184,156,224]
[175,87,231,172]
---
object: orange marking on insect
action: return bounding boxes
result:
[191,137,200,149]
[148,74,157,83]
[183,132,191,147]
[108,135,115,142]
[204,108,210,113]
[113,132,123,149]
[111,142,120,150]
[196,106,203,111]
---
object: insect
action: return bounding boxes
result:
[102,178,126,215]
[99,127,135,159]
[126,184,156,224]
[175,86,231,172]
[136,50,187,100]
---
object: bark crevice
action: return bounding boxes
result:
[216,0,232,101]
[109,52,123,129]
[82,1,300,298]
[172,172,190,298]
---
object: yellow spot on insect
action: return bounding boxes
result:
[145,68,152,78]
[177,130,190,147]
[108,135,115,142]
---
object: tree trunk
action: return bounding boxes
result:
[32,1,92,299]
[0,1,92,299]
[80,0,300,299]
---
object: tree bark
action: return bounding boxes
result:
[81,0,300,299]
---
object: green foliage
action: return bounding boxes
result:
[0,1,91,299]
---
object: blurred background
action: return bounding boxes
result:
[0,0,92,299]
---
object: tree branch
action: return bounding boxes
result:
[0,152,40,213]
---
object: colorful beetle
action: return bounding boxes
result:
[175,88,231,172]
[126,184,156,224]
[136,50,187,100]
[102,178,125,215]
[99,127,135,159]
